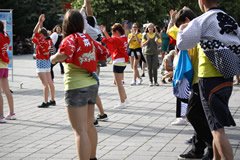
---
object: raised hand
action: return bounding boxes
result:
[38,14,45,23]
[100,25,106,33]
[169,9,177,21]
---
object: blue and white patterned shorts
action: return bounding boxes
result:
[36,59,51,73]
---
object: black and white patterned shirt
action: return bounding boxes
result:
[177,9,240,78]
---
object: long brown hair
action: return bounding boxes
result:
[62,9,84,38]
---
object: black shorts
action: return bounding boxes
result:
[113,65,126,73]
[199,77,236,131]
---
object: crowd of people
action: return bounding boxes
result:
[0,0,240,159]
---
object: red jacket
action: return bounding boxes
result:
[59,33,108,73]
[0,33,10,63]
[102,35,129,62]
[32,33,52,60]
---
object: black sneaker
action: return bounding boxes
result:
[94,119,99,127]
[48,100,56,106]
[161,79,167,84]
[154,82,160,86]
[96,114,108,121]
[178,150,203,160]
[38,102,49,108]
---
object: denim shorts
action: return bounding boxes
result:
[65,84,98,107]
[199,77,236,131]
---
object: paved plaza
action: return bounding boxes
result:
[0,55,240,160]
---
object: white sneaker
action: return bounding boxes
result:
[171,118,188,125]
[149,82,154,87]
[131,80,136,86]
[136,78,143,85]
[114,102,127,109]
[0,117,6,123]
[5,113,16,120]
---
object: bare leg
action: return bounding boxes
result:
[0,91,4,117]
[212,128,233,160]
[114,73,127,103]
[133,55,141,81]
[130,56,134,70]
[0,78,14,114]
[142,62,146,75]
[96,95,104,115]
[67,105,90,160]
[46,72,55,101]
[213,139,221,160]
[88,104,98,159]
[38,72,49,103]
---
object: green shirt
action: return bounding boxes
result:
[64,63,97,91]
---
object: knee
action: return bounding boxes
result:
[42,83,49,89]
[74,127,88,137]
[212,128,225,138]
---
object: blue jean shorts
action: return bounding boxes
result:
[65,84,98,107]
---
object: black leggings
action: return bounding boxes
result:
[50,62,64,80]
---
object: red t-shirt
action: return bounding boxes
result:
[102,35,129,62]
[0,33,10,63]
[32,33,52,60]
[59,33,108,73]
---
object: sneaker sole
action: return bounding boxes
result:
[97,117,109,121]
[5,118,16,120]
[38,106,49,108]
[178,154,202,160]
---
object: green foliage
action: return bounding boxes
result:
[1,0,64,38]
[71,0,240,30]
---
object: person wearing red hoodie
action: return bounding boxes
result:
[0,21,15,123]
[100,23,129,108]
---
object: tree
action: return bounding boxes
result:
[1,0,64,38]
[71,0,240,30]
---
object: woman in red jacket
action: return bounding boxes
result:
[100,23,129,108]
[0,21,15,123]
[32,14,56,108]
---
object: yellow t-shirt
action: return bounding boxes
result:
[0,60,8,68]
[63,63,97,91]
[188,46,199,85]
[128,33,142,49]
[197,45,222,78]
[142,33,161,43]
[167,25,179,40]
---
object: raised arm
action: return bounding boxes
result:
[33,14,45,33]
[100,25,110,38]
[167,9,177,32]
[84,0,93,16]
